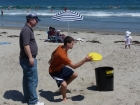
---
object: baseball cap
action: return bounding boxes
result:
[26,13,41,21]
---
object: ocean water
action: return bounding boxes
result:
[0,0,140,33]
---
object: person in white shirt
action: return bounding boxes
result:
[124,31,132,49]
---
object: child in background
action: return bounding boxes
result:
[124,31,132,49]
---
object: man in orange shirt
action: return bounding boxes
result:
[48,36,92,102]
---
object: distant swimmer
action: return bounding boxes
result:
[50,9,52,12]
[108,5,120,9]
[108,6,113,8]
[1,9,3,16]
[35,6,39,10]
[27,9,29,13]
[7,6,10,10]
[112,6,120,8]
[64,7,67,11]
[116,5,120,8]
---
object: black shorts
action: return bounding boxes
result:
[50,66,74,87]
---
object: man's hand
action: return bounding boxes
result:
[24,45,34,66]
[29,57,34,66]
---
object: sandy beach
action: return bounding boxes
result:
[0,27,140,105]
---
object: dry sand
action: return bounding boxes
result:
[0,28,140,105]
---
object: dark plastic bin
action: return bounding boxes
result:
[95,66,114,91]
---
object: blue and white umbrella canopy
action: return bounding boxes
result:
[52,10,83,35]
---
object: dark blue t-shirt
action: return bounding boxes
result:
[19,23,38,58]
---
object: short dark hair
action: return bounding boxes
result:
[49,26,52,30]
[64,36,74,46]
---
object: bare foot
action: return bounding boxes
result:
[62,97,67,102]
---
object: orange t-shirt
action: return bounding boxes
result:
[49,45,71,74]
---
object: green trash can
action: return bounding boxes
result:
[95,66,114,91]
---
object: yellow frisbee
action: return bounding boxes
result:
[88,52,102,61]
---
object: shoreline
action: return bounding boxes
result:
[0,26,140,36]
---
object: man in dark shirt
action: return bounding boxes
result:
[19,13,44,105]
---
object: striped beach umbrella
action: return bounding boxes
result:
[52,10,83,35]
